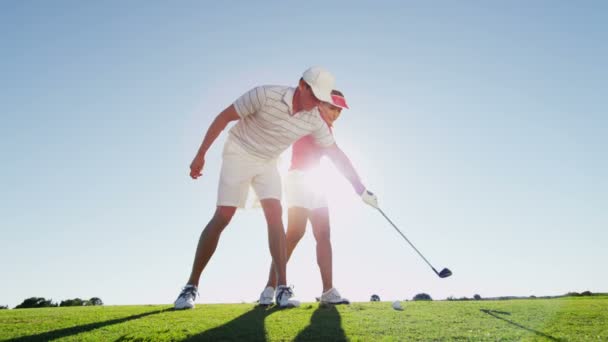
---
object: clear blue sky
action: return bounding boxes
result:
[1,1,606,308]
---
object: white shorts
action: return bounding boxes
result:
[285,169,328,210]
[217,137,281,208]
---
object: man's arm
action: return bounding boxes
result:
[190,105,240,179]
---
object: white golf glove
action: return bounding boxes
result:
[361,189,379,208]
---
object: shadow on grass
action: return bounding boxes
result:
[480,309,563,341]
[5,308,170,342]
[182,305,279,341]
[294,305,346,342]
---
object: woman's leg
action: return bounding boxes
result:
[310,207,333,293]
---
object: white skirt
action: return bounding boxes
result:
[285,169,328,210]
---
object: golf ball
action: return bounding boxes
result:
[392,300,403,310]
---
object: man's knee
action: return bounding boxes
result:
[287,228,306,244]
[212,206,236,227]
[260,199,283,226]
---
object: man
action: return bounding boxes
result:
[174,66,378,309]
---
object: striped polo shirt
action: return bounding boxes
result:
[229,85,335,160]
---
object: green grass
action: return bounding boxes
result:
[1,297,606,341]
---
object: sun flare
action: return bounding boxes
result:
[247,152,358,210]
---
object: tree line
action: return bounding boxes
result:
[5,297,104,309]
[367,290,600,302]
[2,291,600,309]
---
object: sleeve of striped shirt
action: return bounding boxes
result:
[233,86,268,118]
[311,117,336,148]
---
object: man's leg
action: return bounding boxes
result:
[260,199,288,286]
[187,206,237,286]
[260,198,301,307]
[310,207,333,293]
[266,207,309,288]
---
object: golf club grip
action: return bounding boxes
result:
[377,208,436,271]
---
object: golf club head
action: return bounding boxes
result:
[438,268,452,278]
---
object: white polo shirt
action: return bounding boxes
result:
[229,85,335,160]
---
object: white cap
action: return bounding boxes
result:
[302,66,336,103]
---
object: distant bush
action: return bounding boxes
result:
[59,297,103,307]
[566,292,581,297]
[473,294,482,300]
[413,293,432,301]
[581,291,593,296]
[60,298,85,307]
[370,294,381,302]
[87,297,103,306]
[15,297,57,309]
[446,296,473,301]
[0,305,8,310]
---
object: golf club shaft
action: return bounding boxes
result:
[377,208,438,274]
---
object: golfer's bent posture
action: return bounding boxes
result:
[174,67,378,309]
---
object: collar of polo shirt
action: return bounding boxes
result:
[283,87,295,114]
[283,87,321,117]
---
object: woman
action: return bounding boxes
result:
[258,90,353,305]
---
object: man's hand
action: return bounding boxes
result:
[190,155,205,179]
[188,104,240,180]
[361,189,379,208]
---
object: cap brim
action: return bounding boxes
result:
[310,85,333,103]
[330,94,349,109]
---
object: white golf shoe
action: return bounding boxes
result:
[275,285,300,308]
[320,288,350,305]
[258,286,275,306]
[174,285,198,310]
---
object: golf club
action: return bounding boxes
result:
[376,208,452,278]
